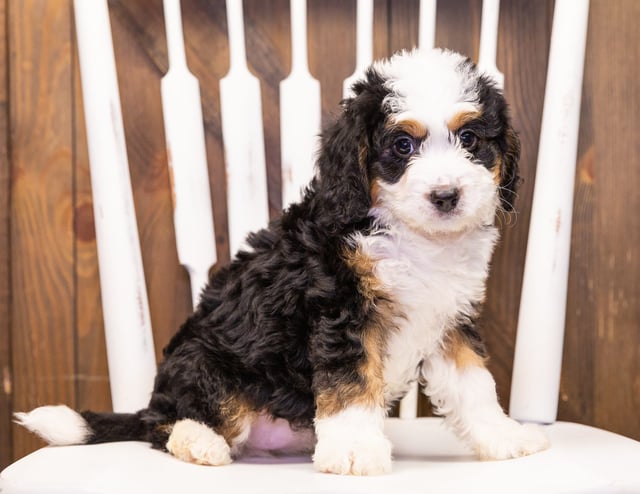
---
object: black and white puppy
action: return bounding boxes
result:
[17,49,548,475]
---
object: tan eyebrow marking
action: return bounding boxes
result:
[387,118,429,139]
[447,110,482,132]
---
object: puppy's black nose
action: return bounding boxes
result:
[429,189,460,213]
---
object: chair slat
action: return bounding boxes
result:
[343,0,374,98]
[510,0,590,424]
[419,0,437,50]
[478,0,504,89]
[10,7,640,493]
[73,0,156,412]
[220,0,269,254]
[161,0,217,308]
[280,0,321,207]
[398,384,420,419]
[77,0,588,425]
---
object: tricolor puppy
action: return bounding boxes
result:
[17,49,548,475]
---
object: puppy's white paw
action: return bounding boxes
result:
[166,419,232,466]
[314,405,391,475]
[472,418,550,460]
[313,431,392,476]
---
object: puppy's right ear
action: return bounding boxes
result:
[497,126,521,211]
[314,110,371,224]
[314,69,389,224]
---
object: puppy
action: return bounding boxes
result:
[17,48,548,475]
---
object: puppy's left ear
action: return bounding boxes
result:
[497,127,521,211]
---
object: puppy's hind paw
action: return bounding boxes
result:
[166,419,232,466]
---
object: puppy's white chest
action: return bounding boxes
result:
[355,226,498,403]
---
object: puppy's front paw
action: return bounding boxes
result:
[472,418,550,460]
[313,431,392,475]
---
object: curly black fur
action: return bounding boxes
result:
[79,56,520,451]
[81,68,392,448]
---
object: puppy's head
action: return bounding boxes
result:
[317,49,520,235]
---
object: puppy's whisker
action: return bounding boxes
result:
[495,186,519,228]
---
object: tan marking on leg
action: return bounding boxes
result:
[316,303,391,419]
[444,330,487,369]
[359,317,387,401]
[314,314,391,418]
[315,321,387,418]
[314,248,395,474]
[217,396,256,452]
[156,423,174,436]
[317,247,394,418]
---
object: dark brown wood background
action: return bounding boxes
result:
[1,0,638,468]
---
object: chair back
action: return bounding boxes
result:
[73,0,589,422]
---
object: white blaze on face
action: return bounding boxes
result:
[373,147,498,235]
[371,49,499,235]
[377,49,480,132]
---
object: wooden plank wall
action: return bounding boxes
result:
[0,0,11,470]
[1,0,638,467]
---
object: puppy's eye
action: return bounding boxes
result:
[459,130,478,151]
[393,136,415,158]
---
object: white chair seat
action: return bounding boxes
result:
[3,418,639,493]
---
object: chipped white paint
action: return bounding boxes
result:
[161,0,216,307]
[280,0,321,207]
[74,0,156,412]
[343,0,374,98]
[398,384,419,419]
[220,0,269,255]
[510,0,590,424]
[478,0,504,89]
[418,0,437,50]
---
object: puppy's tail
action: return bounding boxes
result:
[14,405,152,446]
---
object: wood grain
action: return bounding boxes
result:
[109,0,232,266]
[561,2,597,426]
[582,0,640,439]
[2,0,640,470]
[180,0,231,265]
[387,0,418,54]
[244,0,290,216]
[481,0,553,410]
[435,0,482,59]
[0,0,12,470]
[72,27,111,413]
[308,0,356,127]
[109,0,193,357]
[8,0,76,461]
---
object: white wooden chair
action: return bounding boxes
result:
[2,0,640,492]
